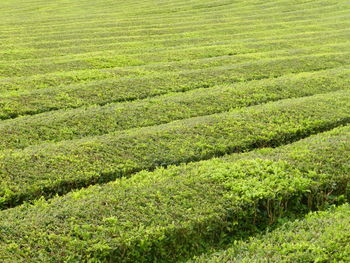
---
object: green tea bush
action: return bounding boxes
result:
[0,90,349,208]
[0,124,349,262]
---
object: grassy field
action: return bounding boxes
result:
[0,0,349,262]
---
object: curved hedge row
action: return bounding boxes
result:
[1,28,348,78]
[191,204,350,262]
[0,90,349,209]
[0,66,349,150]
[2,29,348,94]
[1,52,349,120]
[0,124,349,262]
[1,0,347,63]
[1,0,349,262]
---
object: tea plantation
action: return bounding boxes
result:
[0,0,349,262]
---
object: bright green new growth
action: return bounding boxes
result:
[1,52,350,120]
[0,124,349,262]
[1,0,350,262]
[0,66,349,150]
[1,90,349,209]
[0,0,349,120]
[191,204,350,262]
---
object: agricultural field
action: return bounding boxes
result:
[0,0,349,262]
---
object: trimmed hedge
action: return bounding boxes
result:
[1,35,348,78]
[0,90,349,208]
[1,0,347,64]
[0,66,349,150]
[0,124,349,262]
[0,0,349,261]
[191,204,350,262]
[2,29,348,94]
[1,52,349,120]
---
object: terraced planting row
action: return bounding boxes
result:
[191,204,350,262]
[0,124,349,262]
[1,15,348,64]
[0,0,348,81]
[2,28,350,80]
[1,0,344,36]
[1,52,349,120]
[2,9,347,46]
[1,0,349,261]
[0,66,349,150]
[2,23,348,66]
[2,34,350,90]
[1,89,349,209]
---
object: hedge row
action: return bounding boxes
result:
[2,19,347,64]
[0,66,349,150]
[1,52,349,119]
[1,0,340,38]
[2,6,347,61]
[2,29,348,93]
[1,0,345,49]
[0,90,349,209]
[191,204,350,262]
[1,18,348,77]
[0,124,349,262]
[2,28,348,92]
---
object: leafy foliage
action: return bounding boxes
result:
[0,125,349,262]
[0,0,349,261]
[0,91,349,208]
[191,204,350,262]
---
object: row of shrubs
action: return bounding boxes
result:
[1,52,349,119]
[0,90,349,209]
[2,27,347,93]
[0,66,348,150]
[1,0,346,63]
[191,203,350,262]
[1,28,348,78]
[0,124,349,262]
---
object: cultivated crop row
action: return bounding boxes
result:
[1,0,349,261]
[0,66,349,150]
[1,12,348,64]
[191,204,350,262]
[0,124,349,262]
[2,34,350,79]
[1,0,343,38]
[1,52,349,120]
[0,90,349,208]
[2,31,349,93]
[2,21,348,67]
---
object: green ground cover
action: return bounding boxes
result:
[0,0,349,261]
